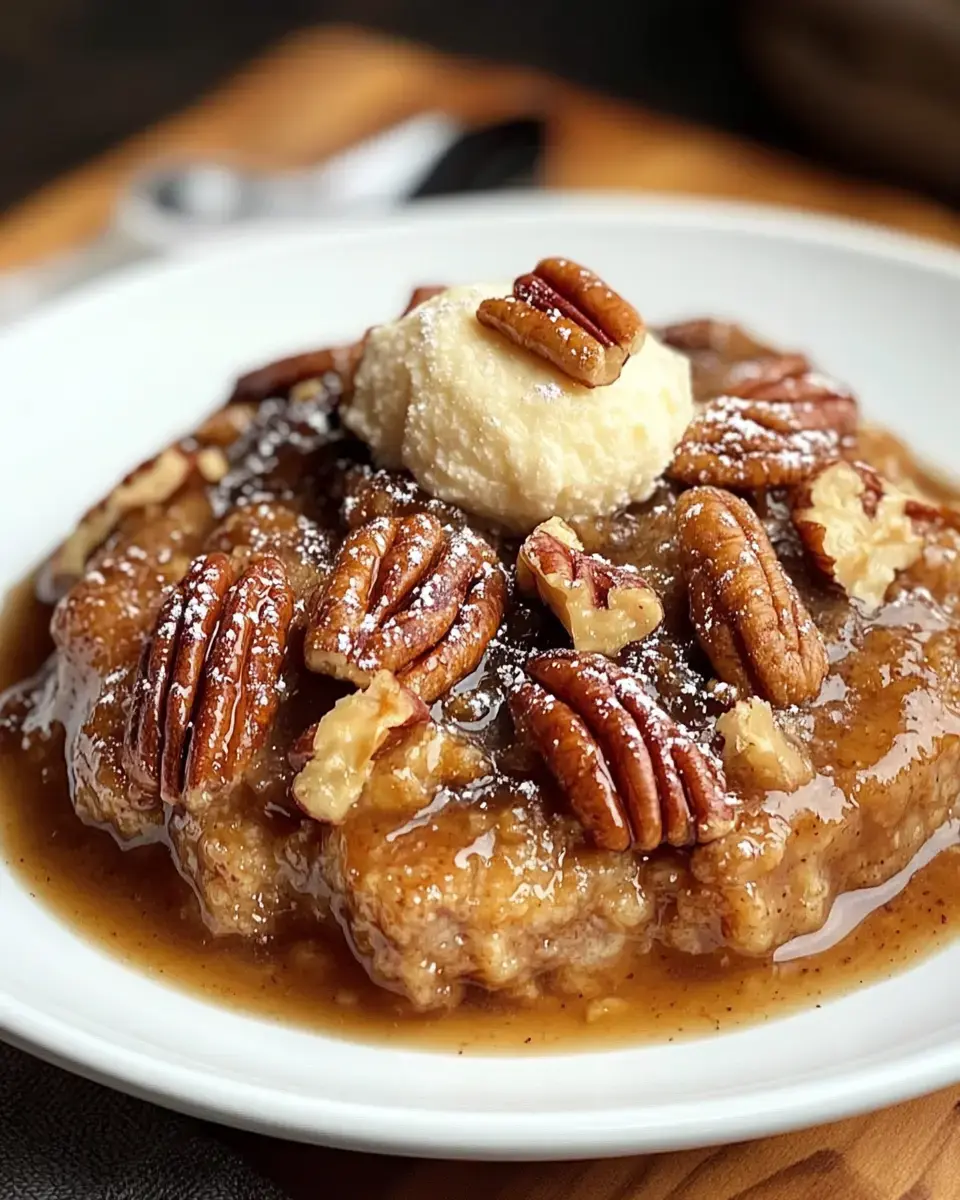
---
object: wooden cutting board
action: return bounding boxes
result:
[5,25,960,1199]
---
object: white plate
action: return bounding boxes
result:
[2,194,960,1161]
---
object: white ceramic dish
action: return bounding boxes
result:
[2,194,960,1161]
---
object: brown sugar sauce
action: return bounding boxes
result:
[3,575,960,1053]
[8,314,960,1053]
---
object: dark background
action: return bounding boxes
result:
[0,0,958,214]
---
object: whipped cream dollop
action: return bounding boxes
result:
[343,283,693,533]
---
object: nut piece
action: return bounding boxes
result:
[305,514,506,702]
[720,352,811,396]
[659,319,772,359]
[290,671,429,823]
[227,342,364,406]
[476,257,645,388]
[42,445,219,599]
[124,553,295,805]
[791,460,924,610]
[716,698,814,794]
[511,651,733,852]
[341,465,461,531]
[676,487,828,707]
[668,371,857,489]
[398,561,507,700]
[905,498,960,532]
[517,517,663,655]
[192,403,258,448]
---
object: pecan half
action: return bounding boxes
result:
[659,319,771,358]
[230,287,444,410]
[721,353,811,396]
[905,498,960,533]
[39,444,226,602]
[305,514,506,702]
[290,671,430,824]
[791,460,923,609]
[227,342,363,406]
[192,403,258,448]
[340,465,464,531]
[676,487,828,707]
[517,517,662,655]
[510,651,733,852]
[668,371,857,489]
[476,257,645,388]
[124,553,295,804]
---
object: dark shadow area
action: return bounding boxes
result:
[0,0,800,212]
[0,1,957,215]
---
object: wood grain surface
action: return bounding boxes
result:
[5,24,960,1199]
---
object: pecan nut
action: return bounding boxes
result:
[192,403,258,449]
[720,353,811,396]
[668,370,857,489]
[517,517,662,655]
[227,341,364,407]
[476,257,645,388]
[290,671,430,824]
[676,487,828,707]
[510,651,733,852]
[716,698,814,795]
[791,460,923,609]
[904,498,960,533]
[659,319,771,358]
[304,514,506,702]
[124,552,295,804]
[340,465,463,531]
[39,444,227,602]
[229,289,444,410]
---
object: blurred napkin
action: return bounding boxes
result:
[0,1043,284,1199]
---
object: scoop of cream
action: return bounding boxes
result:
[343,283,692,532]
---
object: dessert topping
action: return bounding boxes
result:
[676,487,828,706]
[43,444,227,599]
[510,650,734,852]
[192,402,258,448]
[290,671,430,824]
[476,257,645,388]
[904,498,960,533]
[791,460,924,609]
[305,514,506,702]
[227,342,363,406]
[716,698,814,794]
[720,353,812,396]
[668,370,857,489]
[659,318,772,358]
[124,553,294,804]
[517,517,662,655]
[345,283,690,532]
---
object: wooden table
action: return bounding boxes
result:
[7,24,960,1200]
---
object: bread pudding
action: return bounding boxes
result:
[3,257,960,1036]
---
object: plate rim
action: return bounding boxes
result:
[5,1006,960,1160]
[3,190,960,1160]
[3,190,960,347]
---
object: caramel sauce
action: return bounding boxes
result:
[8,324,960,1053]
[3,578,960,1053]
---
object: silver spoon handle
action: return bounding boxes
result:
[0,113,463,325]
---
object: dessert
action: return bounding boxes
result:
[346,274,692,530]
[3,259,960,1036]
